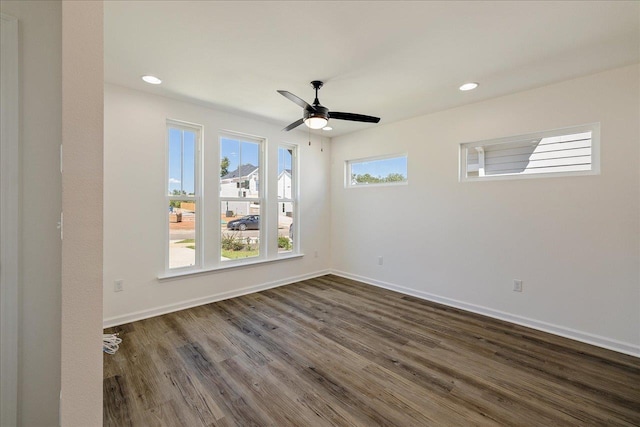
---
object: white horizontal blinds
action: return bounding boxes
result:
[466,131,592,177]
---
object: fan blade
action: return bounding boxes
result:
[277,90,316,111]
[329,111,380,123]
[282,118,304,132]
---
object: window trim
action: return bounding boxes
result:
[165,119,203,272]
[0,13,19,427]
[459,123,600,182]
[161,124,306,278]
[345,153,409,188]
[277,143,298,255]
[158,253,304,280]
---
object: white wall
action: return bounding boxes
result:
[60,1,103,425]
[0,1,62,425]
[331,65,640,356]
[103,84,331,324]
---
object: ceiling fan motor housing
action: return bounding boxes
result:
[304,105,329,121]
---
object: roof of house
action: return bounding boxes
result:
[222,164,258,180]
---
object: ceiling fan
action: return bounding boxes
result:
[278,81,381,131]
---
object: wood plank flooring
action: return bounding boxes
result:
[104,274,640,426]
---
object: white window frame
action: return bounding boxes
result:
[159,128,305,280]
[218,130,266,265]
[165,119,202,272]
[459,123,600,182]
[277,143,298,255]
[345,153,409,188]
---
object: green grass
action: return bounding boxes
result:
[178,239,259,258]
[176,239,195,244]
[222,249,260,259]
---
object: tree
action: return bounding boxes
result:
[220,156,230,177]
[170,189,186,208]
[354,173,381,184]
[384,173,405,182]
[353,172,405,184]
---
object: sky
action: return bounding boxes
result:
[168,128,196,195]
[350,156,407,178]
[220,137,259,175]
[220,138,292,174]
[169,131,292,195]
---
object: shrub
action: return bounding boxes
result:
[278,235,292,250]
[222,233,245,251]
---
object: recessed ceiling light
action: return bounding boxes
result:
[141,75,162,85]
[459,82,479,91]
[322,126,332,131]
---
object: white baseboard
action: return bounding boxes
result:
[103,269,331,328]
[103,268,639,358]
[331,270,640,358]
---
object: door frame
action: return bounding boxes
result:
[0,12,20,427]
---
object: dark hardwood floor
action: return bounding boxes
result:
[104,274,640,426]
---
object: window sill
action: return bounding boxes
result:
[158,253,304,281]
[346,180,408,189]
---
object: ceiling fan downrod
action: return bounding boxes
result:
[310,80,323,105]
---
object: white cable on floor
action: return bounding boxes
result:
[103,333,122,354]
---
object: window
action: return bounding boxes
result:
[277,145,297,253]
[346,154,408,187]
[166,121,201,270]
[164,125,301,276]
[220,133,263,262]
[459,123,600,181]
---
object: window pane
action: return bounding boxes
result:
[220,137,260,198]
[221,202,260,261]
[277,147,293,200]
[278,202,294,253]
[168,200,196,269]
[349,155,408,186]
[220,138,239,180]
[168,128,196,196]
[183,131,196,195]
[460,125,598,181]
[168,128,182,195]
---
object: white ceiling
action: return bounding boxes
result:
[105,1,640,137]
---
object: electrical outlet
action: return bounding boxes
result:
[378,256,383,265]
[513,279,523,292]
[314,250,318,258]
[114,279,124,292]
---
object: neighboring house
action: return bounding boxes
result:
[220,165,293,218]
[221,164,260,216]
[277,169,293,216]
[221,164,260,197]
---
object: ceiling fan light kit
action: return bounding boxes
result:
[278,80,381,132]
[304,116,328,129]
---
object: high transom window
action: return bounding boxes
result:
[346,154,408,187]
[459,124,600,181]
